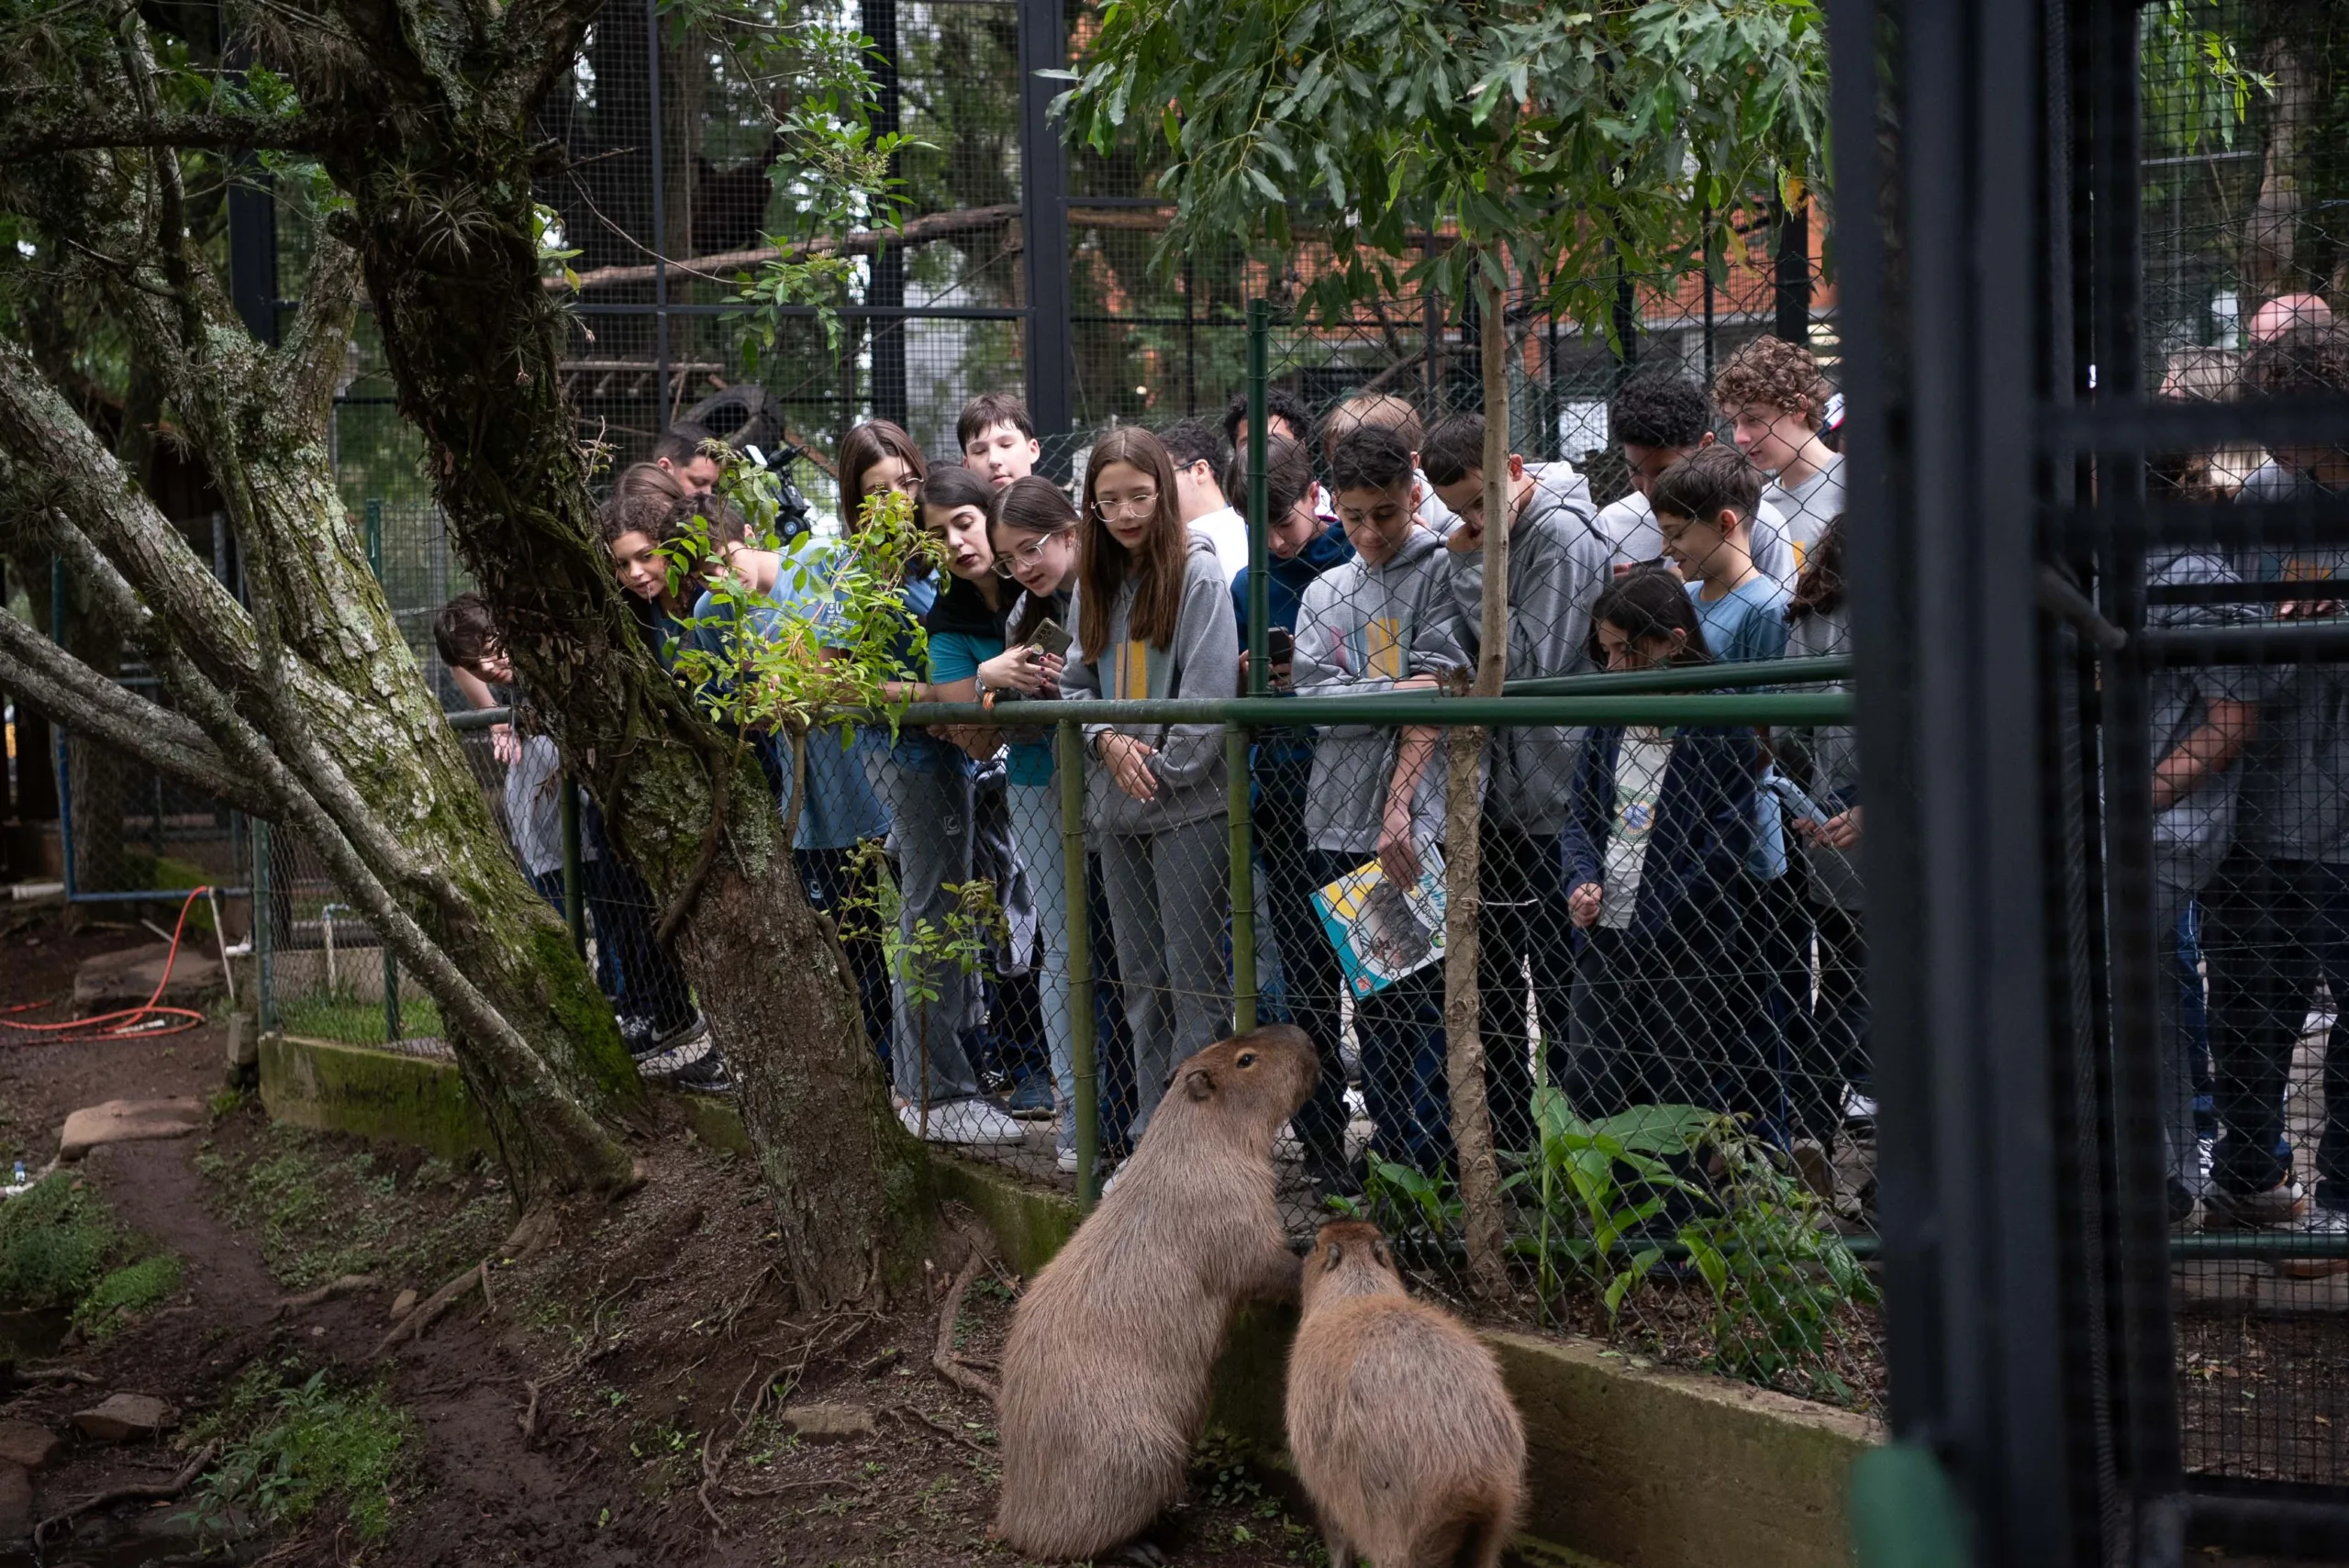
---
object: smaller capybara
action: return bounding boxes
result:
[1286,1220,1527,1568]
[993,1025,1319,1563]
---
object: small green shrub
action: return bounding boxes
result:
[194,1366,413,1542]
[72,1254,185,1338]
[0,1176,117,1311]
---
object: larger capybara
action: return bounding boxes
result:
[993,1024,1319,1563]
[1286,1220,1526,1568]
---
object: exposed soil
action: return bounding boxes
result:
[0,909,1328,1567]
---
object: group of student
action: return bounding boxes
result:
[440,299,2349,1248]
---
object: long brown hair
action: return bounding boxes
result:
[838,420,928,535]
[992,475,1081,644]
[1077,427,1186,660]
[1787,514,1847,621]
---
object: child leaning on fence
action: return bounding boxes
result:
[1291,425,1471,1177]
[1421,413,1615,1156]
[1061,427,1241,1141]
[1227,434,1359,1193]
[975,475,1087,1170]
[1561,570,1756,1122]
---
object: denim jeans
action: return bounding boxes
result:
[580,803,693,1029]
[864,746,984,1106]
[1010,779,1080,1150]
[798,844,892,1067]
[2204,852,2349,1207]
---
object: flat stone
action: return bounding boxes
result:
[72,1394,177,1442]
[0,1419,61,1471]
[2174,1260,2258,1311]
[388,1289,417,1323]
[58,1100,203,1162]
[2252,1270,2349,1316]
[72,943,222,1009]
[0,1460,30,1540]
[781,1402,876,1443]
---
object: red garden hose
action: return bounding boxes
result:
[1,884,215,1042]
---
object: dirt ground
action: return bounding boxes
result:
[0,911,1328,1567]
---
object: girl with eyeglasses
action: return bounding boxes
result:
[1061,428,1241,1141]
[970,476,1085,1167]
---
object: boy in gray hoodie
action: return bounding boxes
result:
[1061,432,1242,1140]
[1421,415,1616,1154]
[1293,426,1471,1173]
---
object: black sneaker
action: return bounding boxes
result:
[631,1013,712,1081]
[671,1047,736,1095]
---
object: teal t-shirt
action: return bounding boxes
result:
[929,628,1054,787]
[1689,575,1790,879]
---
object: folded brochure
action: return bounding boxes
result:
[1311,842,1448,999]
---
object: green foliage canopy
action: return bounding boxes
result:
[1059,0,1831,324]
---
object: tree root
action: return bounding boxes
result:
[15,1367,100,1385]
[884,1403,992,1453]
[271,1273,376,1319]
[34,1439,218,1544]
[932,1247,998,1404]
[372,1258,488,1357]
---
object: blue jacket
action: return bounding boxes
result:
[1232,517,1354,774]
[1560,722,1756,940]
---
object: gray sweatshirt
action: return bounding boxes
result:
[1447,481,1614,836]
[1784,600,1861,909]
[1063,530,1240,836]
[1293,526,1471,853]
[2145,550,2265,888]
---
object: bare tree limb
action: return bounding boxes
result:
[0,109,344,164]
[0,611,268,815]
[275,233,365,438]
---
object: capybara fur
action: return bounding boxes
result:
[1286,1220,1526,1568]
[994,1025,1319,1562]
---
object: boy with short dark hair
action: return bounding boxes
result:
[1320,392,1457,537]
[652,421,722,494]
[1220,384,1314,456]
[1419,412,1612,1151]
[1160,417,1248,584]
[432,593,724,1088]
[1292,426,1470,1176]
[1712,336,1844,569]
[1598,373,1796,588]
[958,392,1041,487]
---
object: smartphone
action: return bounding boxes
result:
[1031,618,1073,659]
[1764,772,1832,826]
[1267,627,1295,663]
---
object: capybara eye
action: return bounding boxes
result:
[1236,1052,1257,1068]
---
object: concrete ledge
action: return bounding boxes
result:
[248,1040,1876,1567]
[259,1033,495,1165]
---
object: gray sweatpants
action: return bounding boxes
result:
[866,748,983,1107]
[1097,815,1232,1138]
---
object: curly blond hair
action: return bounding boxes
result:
[1711,336,1834,430]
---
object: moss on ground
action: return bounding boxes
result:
[0,1173,182,1346]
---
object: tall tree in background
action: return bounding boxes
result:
[0,0,934,1307]
[1063,0,1828,1294]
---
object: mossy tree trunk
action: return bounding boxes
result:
[0,128,640,1202]
[307,0,931,1307]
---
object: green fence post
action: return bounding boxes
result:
[1847,1444,1972,1568]
[253,820,277,1034]
[362,497,384,581]
[1227,726,1255,1034]
[1245,299,1270,699]
[383,944,401,1042]
[1059,719,1098,1211]
[561,778,585,956]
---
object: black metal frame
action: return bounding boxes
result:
[1839,0,2349,1561]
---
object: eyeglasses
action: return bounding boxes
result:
[1090,491,1159,520]
[990,536,1064,577]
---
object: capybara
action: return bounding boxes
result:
[994,1024,1319,1562]
[1286,1220,1526,1568]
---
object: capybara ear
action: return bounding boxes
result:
[1185,1068,1214,1102]
[1373,1239,1393,1271]
[1321,1240,1344,1271]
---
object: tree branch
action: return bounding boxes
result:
[275,232,364,438]
[0,611,269,816]
[0,109,344,164]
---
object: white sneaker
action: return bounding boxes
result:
[1274,1121,1303,1162]
[896,1099,1027,1146]
[1055,1146,1079,1174]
